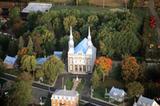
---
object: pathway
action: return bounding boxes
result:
[148,0,160,45]
[72,77,81,90]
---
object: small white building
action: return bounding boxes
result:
[3,55,17,69]
[68,26,96,74]
[51,88,79,106]
[133,95,159,106]
[108,87,126,102]
[22,2,52,13]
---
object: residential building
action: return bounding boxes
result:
[108,86,126,102]
[22,2,52,13]
[54,51,63,59]
[133,95,159,106]
[3,55,17,69]
[68,26,96,74]
[51,88,79,106]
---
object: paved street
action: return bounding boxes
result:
[0,72,113,106]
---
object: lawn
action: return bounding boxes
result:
[76,79,85,93]
[65,78,73,90]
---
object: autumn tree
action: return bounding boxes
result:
[17,47,28,57]
[122,56,141,82]
[127,81,144,97]
[21,55,37,74]
[42,56,64,84]
[7,72,32,106]
[95,56,112,82]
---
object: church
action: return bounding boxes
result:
[68,26,96,74]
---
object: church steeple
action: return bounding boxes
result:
[87,26,93,47]
[68,26,74,54]
[86,26,93,55]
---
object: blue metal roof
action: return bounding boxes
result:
[74,38,88,54]
[36,57,47,65]
[54,51,62,59]
[4,55,17,65]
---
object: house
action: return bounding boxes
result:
[54,51,63,59]
[108,87,126,102]
[3,55,17,69]
[133,95,159,106]
[68,26,96,74]
[22,2,52,13]
[36,57,48,65]
[51,87,79,106]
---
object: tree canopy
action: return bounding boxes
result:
[8,72,32,106]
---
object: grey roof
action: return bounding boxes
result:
[4,55,17,65]
[22,2,52,13]
[137,95,158,106]
[53,89,79,97]
[109,87,126,98]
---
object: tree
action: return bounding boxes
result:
[7,72,32,106]
[27,36,33,55]
[87,15,99,27]
[42,56,64,84]
[17,47,28,57]
[32,26,56,54]
[63,16,77,32]
[91,69,100,89]
[35,69,44,80]
[7,39,18,56]
[95,56,112,82]
[98,11,140,57]
[9,7,20,25]
[127,81,144,97]
[21,55,37,74]
[122,56,141,82]
[18,36,24,49]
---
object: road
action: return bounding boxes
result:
[0,73,113,106]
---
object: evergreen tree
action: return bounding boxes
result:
[27,36,33,55]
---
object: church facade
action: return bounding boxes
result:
[68,26,96,74]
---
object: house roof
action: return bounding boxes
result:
[36,57,47,65]
[54,51,62,59]
[3,55,17,65]
[22,2,52,13]
[137,95,158,106]
[109,87,126,98]
[52,89,79,97]
[74,38,88,54]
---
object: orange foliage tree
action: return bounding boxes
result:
[95,56,112,81]
[17,47,28,57]
[122,56,140,82]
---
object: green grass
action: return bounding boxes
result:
[52,5,123,14]
[76,79,85,93]
[65,78,73,90]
